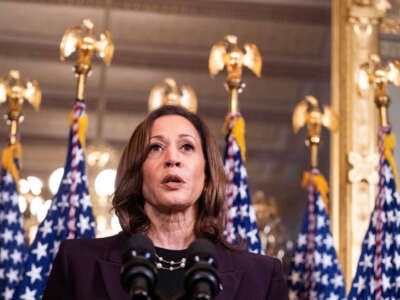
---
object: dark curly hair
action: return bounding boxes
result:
[112,105,228,244]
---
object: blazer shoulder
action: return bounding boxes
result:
[218,245,281,273]
[59,231,127,259]
[216,246,289,299]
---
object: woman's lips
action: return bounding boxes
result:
[162,174,185,189]
[162,174,184,183]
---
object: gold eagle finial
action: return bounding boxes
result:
[209,34,262,81]
[148,78,198,113]
[292,95,338,168]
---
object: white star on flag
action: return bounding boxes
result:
[26,264,42,284]
[20,287,37,300]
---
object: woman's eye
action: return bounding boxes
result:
[149,144,163,152]
[181,143,194,151]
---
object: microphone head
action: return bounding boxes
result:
[186,238,218,269]
[185,238,221,299]
[120,234,157,296]
[122,233,156,262]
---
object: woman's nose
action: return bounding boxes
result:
[164,148,181,167]
[165,160,181,167]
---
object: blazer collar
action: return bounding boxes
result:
[98,232,130,300]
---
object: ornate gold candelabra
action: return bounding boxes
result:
[358,54,400,126]
[148,78,198,113]
[0,70,41,144]
[292,96,338,168]
[208,34,262,114]
[60,18,114,101]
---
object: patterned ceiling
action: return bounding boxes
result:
[0,0,332,242]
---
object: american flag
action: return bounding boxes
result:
[0,143,27,300]
[287,169,346,300]
[14,100,96,300]
[348,126,400,299]
[223,113,262,254]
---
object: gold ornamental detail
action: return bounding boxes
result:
[209,34,262,114]
[381,18,400,35]
[348,152,379,184]
[0,70,41,144]
[292,96,338,169]
[60,18,114,101]
[148,78,198,113]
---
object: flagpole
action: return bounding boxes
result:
[228,84,239,115]
[208,35,263,253]
[292,95,338,207]
[375,94,389,127]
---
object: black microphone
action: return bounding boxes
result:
[184,239,221,300]
[120,234,158,300]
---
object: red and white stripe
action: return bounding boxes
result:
[224,113,240,243]
[374,125,391,299]
[304,168,318,299]
[68,101,85,239]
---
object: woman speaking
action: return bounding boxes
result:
[43,105,288,299]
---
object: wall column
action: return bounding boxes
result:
[331,0,388,290]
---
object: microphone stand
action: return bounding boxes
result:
[128,287,167,300]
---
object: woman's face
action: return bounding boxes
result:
[142,114,206,212]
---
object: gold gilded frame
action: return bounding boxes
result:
[331,0,391,290]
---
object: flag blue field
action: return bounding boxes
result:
[0,144,27,300]
[348,127,400,299]
[14,101,96,300]
[287,169,346,300]
[223,113,262,254]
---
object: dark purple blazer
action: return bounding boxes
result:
[43,232,288,300]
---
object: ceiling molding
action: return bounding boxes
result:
[0,35,330,80]
[10,0,330,25]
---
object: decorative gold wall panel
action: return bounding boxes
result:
[331,0,388,290]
